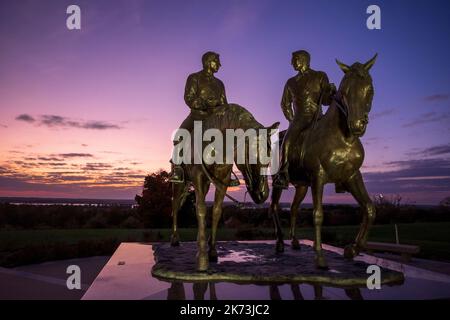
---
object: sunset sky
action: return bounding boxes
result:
[1,0,449,204]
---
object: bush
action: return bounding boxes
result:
[120,216,142,229]
[85,213,109,228]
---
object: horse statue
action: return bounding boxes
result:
[170,103,279,271]
[269,54,378,269]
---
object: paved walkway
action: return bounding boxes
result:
[371,252,450,276]
[2,242,450,300]
[0,256,109,300]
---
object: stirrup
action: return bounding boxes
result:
[169,167,185,184]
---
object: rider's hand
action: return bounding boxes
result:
[329,83,337,95]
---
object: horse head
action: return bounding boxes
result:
[236,121,280,204]
[335,54,377,137]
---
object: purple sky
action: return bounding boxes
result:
[0,0,449,204]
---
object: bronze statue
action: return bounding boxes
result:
[273,50,336,188]
[170,102,279,271]
[269,54,378,269]
[170,51,236,186]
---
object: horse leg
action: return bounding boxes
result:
[290,186,308,250]
[311,176,327,269]
[269,186,284,253]
[193,176,209,271]
[170,182,188,247]
[209,186,226,262]
[193,282,208,300]
[343,171,376,259]
[269,285,282,300]
[290,284,304,300]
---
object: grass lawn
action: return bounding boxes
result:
[1,222,449,266]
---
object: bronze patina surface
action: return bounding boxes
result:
[169,53,279,272]
[170,51,227,184]
[152,241,404,287]
[170,103,279,271]
[270,54,378,269]
[273,50,336,188]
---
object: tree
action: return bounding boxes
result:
[135,170,172,227]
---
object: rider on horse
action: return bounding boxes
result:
[273,50,336,189]
[169,51,238,186]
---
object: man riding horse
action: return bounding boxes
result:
[273,50,336,188]
[169,51,238,186]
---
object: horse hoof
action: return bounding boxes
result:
[197,254,209,271]
[170,235,180,247]
[276,241,285,253]
[208,250,218,262]
[344,244,359,259]
[291,239,301,250]
[315,255,329,270]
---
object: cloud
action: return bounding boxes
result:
[37,162,67,166]
[402,111,450,128]
[46,174,91,182]
[407,144,450,157]
[423,94,449,102]
[0,175,141,199]
[58,153,94,158]
[82,163,113,171]
[82,121,121,130]
[114,167,131,171]
[38,157,64,161]
[41,115,121,130]
[0,124,7,128]
[0,167,10,174]
[362,158,450,194]
[15,114,122,130]
[15,114,35,123]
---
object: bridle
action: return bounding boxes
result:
[333,91,349,119]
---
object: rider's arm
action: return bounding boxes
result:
[281,81,294,122]
[219,80,228,105]
[184,74,205,110]
[320,72,336,106]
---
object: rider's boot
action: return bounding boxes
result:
[169,165,184,183]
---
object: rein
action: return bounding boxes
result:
[200,162,246,208]
[333,93,349,118]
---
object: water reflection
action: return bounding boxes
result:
[166,281,363,300]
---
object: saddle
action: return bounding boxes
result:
[286,114,348,194]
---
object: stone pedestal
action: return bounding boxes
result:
[152,241,404,287]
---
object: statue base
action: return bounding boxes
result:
[152,241,404,287]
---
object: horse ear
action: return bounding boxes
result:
[364,53,378,71]
[336,59,351,73]
[267,122,280,135]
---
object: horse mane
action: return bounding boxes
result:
[202,103,263,131]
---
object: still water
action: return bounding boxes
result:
[143,277,450,300]
[146,242,450,300]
